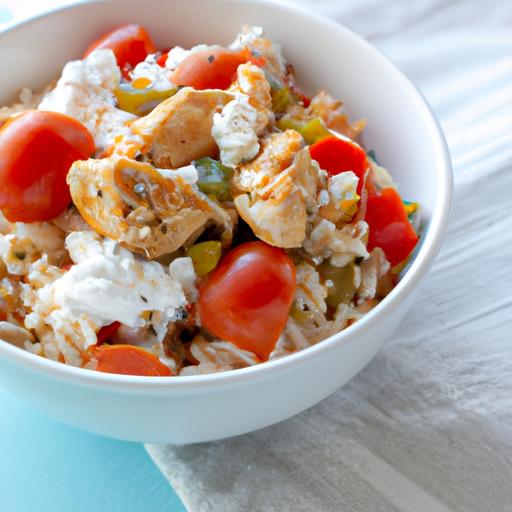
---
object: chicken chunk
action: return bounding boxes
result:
[67,155,232,258]
[307,91,366,141]
[130,87,233,168]
[233,130,323,248]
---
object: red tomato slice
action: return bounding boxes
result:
[365,187,419,267]
[172,48,250,90]
[197,241,296,360]
[310,136,368,195]
[90,344,172,377]
[84,24,156,76]
[0,111,95,223]
[96,321,121,344]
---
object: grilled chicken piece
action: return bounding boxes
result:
[67,155,232,258]
[130,87,233,168]
[233,130,321,248]
[307,91,366,141]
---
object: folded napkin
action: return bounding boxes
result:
[147,0,512,510]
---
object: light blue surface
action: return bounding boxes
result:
[0,7,13,23]
[0,388,185,512]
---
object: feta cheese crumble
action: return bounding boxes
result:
[131,55,174,90]
[23,232,191,361]
[212,92,266,167]
[38,49,135,152]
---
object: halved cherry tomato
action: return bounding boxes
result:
[172,48,250,90]
[96,321,121,344]
[90,344,172,376]
[365,187,419,267]
[310,136,368,195]
[84,24,156,76]
[0,111,95,223]
[197,241,296,360]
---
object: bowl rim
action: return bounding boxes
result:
[0,0,452,393]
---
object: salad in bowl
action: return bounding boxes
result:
[0,24,420,378]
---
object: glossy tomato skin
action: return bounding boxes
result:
[172,48,250,90]
[365,187,419,267]
[0,111,95,223]
[84,24,156,75]
[309,136,368,195]
[197,241,296,360]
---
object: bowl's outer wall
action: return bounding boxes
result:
[0,289,417,444]
[0,0,449,443]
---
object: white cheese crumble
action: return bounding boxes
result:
[157,164,198,184]
[38,49,135,152]
[329,171,359,204]
[169,257,198,302]
[317,189,330,207]
[131,55,174,90]
[211,92,265,167]
[230,25,286,74]
[29,231,189,350]
[230,26,264,50]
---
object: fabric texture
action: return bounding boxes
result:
[147,1,512,510]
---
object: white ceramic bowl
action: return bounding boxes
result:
[0,0,451,444]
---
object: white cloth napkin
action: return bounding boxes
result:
[146,1,512,510]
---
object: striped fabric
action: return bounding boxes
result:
[147,1,512,510]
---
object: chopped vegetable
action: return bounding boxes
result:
[197,241,296,360]
[276,116,331,144]
[298,118,331,145]
[187,241,222,276]
[172,48,250,90]
[0,111,95,222]
[319,262,358,308]
[90,344,172,376]
[403,200,419,218]
[271,86,294,113]
[310,136,368,195]
[276,116,304,132]
[115,82,177,116]
[194,157,234,201]
[366,149,379,164]
[96,321,121,344]
[83,24,156,77]
[365,187,419,267]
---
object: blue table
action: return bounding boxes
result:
[0,388,185,512]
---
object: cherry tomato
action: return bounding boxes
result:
[365,187,419,267]
[197,241,296,360]
[0,111,95,223]
[90,344,172,376]
[84,24,156,76]
[172,48,250,90]
[156,49,170,67]
[310,136,368,195]
[96,321,121,344]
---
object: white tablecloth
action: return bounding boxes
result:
[146,1,512,511]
